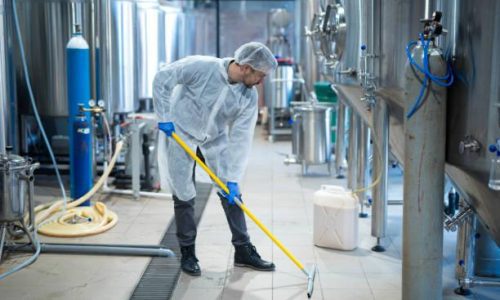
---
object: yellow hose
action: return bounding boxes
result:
[35,141,124,237]
[171,132,307,272]
[350,134,383,195]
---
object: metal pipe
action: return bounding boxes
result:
[335,101,346,178]
[101,167,171,200]
[356,117,368,218]
[467,278,500,288]
[6,243,174,257]
[371,98,388,250]
[0,0,11,154]
[131,122,140,199]
[455,208,475,294]
[347,107,358,190]
[300,0,320,92]
[0,224,6,262]
[102,186,172,199]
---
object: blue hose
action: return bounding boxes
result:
[405,34,454,119]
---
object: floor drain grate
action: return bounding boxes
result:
[130,182,212,300]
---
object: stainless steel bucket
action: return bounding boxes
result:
[0,154,36,222]
[292,104,332,165]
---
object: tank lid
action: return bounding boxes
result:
[0,154,30,171]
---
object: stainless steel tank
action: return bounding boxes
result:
[99,0,138,114]
[269,65,294,108]
[474,220,500,277]
[136,1,180,101]
[445,0,500,244]
[14,0,95,117]
[293,104,332,165]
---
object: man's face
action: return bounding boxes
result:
[241,65,267,88]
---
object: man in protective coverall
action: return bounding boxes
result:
[153,42,278,276]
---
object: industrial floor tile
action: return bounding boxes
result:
[2,126,500,299]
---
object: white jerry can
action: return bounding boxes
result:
[313,185,359,250]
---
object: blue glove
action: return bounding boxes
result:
[226,182,241,205]
[158,122,175,137]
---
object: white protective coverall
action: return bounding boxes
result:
[154,56,258,201]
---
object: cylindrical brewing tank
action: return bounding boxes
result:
[136,1,180,101]
[14,0,94,117]
[270,63,294,108]
[293,105,332,164]
[99,0,138,114]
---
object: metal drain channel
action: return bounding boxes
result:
[130,182,212,300]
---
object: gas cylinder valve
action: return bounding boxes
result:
[80,100,106,115]
[420,11,446,39]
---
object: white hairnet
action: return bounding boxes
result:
[234,42,278,74]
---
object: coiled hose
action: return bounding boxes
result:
[35,141,124,237]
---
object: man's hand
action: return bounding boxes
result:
[158,122,175,137]
[226,182,241,205]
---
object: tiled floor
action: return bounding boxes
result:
[1,125,499,299]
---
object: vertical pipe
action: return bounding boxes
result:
[455,207,475,293]
[335,101,346,178]
[0,0,6,154]
[300,0,319,92]
[357,119,369,217]
[403,44,447,300]
[215,0,220,57]
[0,0,16,153]
[99,0,112,120]
[347,108,358,190]
[131,122,140,199]
[371,98,388,250]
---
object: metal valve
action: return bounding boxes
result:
[458,136,481,154]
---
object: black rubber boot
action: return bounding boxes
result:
[234,243,275,271]
[180,245,201,276]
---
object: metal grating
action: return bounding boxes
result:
[130,182,212,300]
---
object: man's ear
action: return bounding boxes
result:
[241,64,252,73]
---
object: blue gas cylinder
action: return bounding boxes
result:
[72,113,93,206]
[67,27,92,205]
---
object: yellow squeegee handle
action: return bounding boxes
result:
[171,132,306,272]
